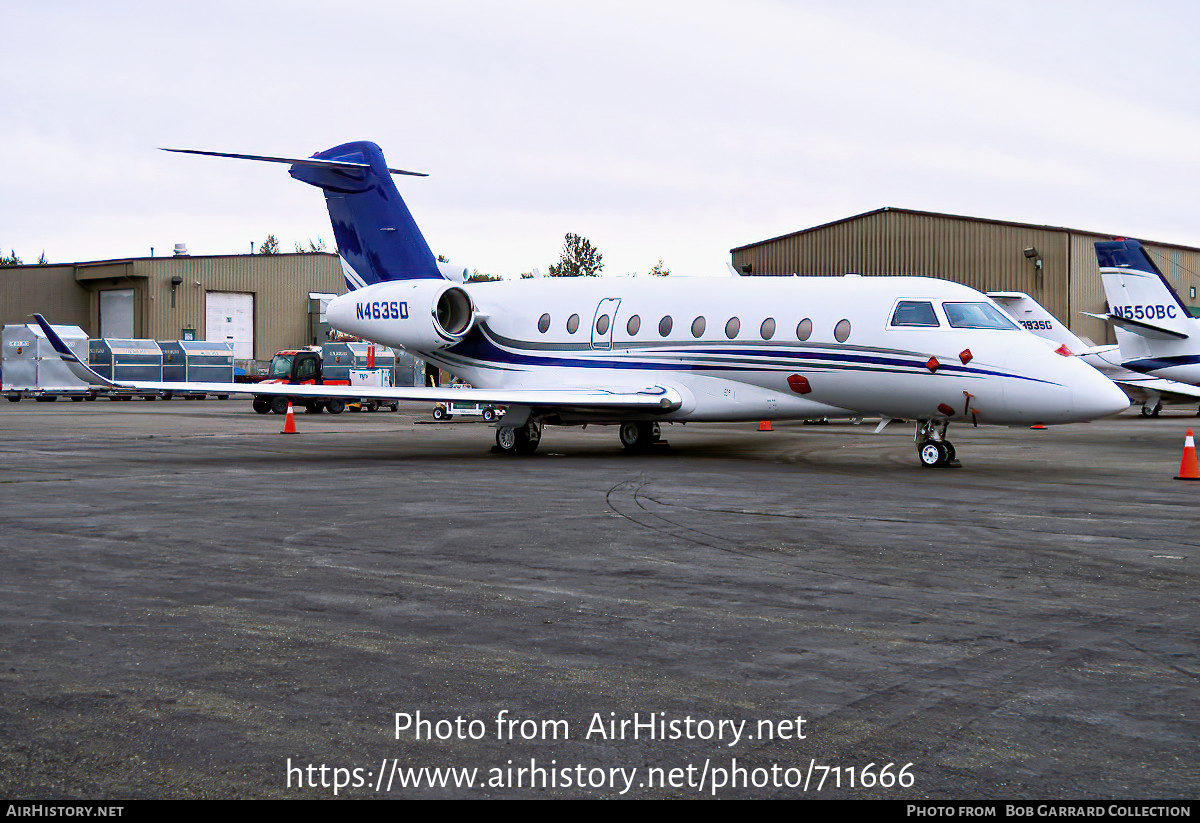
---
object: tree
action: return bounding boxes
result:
[257,235,280,255]
[649,259,670,277]
[293,238,327,254]
[466,270,502,282]
[548,233,603,277]
[37,251,48,265]
[0,249,23,267]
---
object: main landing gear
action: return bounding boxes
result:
[916,419,960,469]
[618,421,660,452]
[495,420,542,455]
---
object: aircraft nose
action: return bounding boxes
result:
[1072,368,1130,421]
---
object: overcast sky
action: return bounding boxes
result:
[3,0,1199,278]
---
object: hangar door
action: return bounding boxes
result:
[205,292,255,359]
[99,288,134,338]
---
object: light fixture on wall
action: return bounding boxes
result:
[170,274,183,308]
[1023,246,1044,288]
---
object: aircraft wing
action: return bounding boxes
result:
[31,315,682,413]
[1110,375,1200,402]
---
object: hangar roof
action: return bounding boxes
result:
[729,207,1200,255]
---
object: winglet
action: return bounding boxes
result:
[31,315,116,387]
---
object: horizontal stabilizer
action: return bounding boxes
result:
[1082,311,1190,341]
[160,147,427,177]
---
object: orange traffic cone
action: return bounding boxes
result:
[282,401,297,434]
[758,420,773,431]
[1176,429,1199,480]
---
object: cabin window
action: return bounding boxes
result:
[596,314,610,335]
[658,316,673,336]
[725,317,741,339]
[942,302,1018,330]
[834,319,852,342]
[538,313,551,333]
[691,316,706,338]
[627,314,641,335]
[760,318,776,340]
[890,301,939,327]
[796,318,812,341]
[566,313,580,334]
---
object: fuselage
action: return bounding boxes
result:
[328,274,1128,426]
[1110,325,1200,385]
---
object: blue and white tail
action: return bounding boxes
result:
[163,142,445,290]
[1094,239,1192,340]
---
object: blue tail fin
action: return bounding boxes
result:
[288,141,443,288]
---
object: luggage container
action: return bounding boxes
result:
[394,349,426,388]
[89,339,164,399]
[321,342,397,383]
[3,323,94,401]
[160,340,235,399]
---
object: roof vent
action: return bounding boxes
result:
[173,243,189,256]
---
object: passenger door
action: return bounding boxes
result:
[591,298,621,350]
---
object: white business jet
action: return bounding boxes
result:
[1086,239,1200,412]
[34,141,1128,468]
[989,290,1199,417]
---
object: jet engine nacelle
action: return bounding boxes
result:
[328,280,476,351]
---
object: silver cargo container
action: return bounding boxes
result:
[2,323,93,401]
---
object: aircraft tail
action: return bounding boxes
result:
[163,142,444,289]
[1094,239,1192,340]
[988,291,1088,352]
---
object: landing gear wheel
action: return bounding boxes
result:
[619,421,660,452]
[496,425,517,452]
[917,439,960,468]
[496,421,542,454]
[270,396,290,415]
[252,397,270,414]
[918,440,949,468]
[326,399,346,415]
[1141,403,1162,417]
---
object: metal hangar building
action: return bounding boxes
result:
[0,251,345,364]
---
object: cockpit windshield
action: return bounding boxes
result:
[890,301,940,327]
[942,302,1018,330]
[268,354,294,379]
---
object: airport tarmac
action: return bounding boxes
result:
[0,399,1195,799]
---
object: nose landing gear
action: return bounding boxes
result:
[916,419,960,468]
